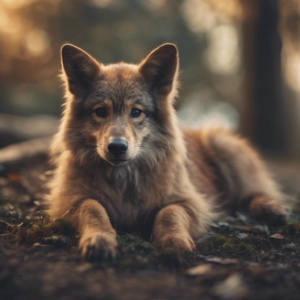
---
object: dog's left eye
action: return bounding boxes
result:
[130,108,142,118]
[94,108,107,118]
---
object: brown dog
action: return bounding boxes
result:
[48,43,288,260]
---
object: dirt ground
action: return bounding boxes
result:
[0,155,300,300]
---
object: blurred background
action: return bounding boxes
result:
[0,0,300,163]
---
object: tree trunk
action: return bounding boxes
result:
[240,0,288,155]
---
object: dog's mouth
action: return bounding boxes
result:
[108,159,129,166]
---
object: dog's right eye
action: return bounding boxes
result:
[94,108,107,118]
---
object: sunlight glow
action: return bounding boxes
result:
[181,0,241,75]
[204,0,242,20]
[1,0,33,9]
[284,52,300,93]
[25,29,50,56]
[205,24,240,74]
[181,0,217,34]
[0,10,20,37]
[178,91,239,129]
[0,0,60,62]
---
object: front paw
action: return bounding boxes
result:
[79,232,118,261]
[154,233,196,253]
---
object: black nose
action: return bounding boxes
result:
[108,139,128,156]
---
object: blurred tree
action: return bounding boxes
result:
[239,0,300,158]
[0,0,62,85]
[0,0,207,115]
[239,0,289,155]
[0,0,299,159]
[280,0,300,158]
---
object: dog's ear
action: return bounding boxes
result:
[139,43,179,96]
[61,44,100,97]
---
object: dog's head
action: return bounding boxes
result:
[60,43,180,167]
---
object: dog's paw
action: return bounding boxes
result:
[248,195,288,226]
[154,234,196,253]
[79,232,118,261]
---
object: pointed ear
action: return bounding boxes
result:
[139,43,179,96]
[61,44,100,97]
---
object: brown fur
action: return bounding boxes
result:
[48,43,288,260]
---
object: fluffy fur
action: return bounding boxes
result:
[48,43,288,260]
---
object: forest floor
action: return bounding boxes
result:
[0,155,300,300]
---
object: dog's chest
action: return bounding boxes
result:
[91,168,161,227]
[106,181,160,236]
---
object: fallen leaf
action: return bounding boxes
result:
[270,233,285,240]
[213,273,249,299]
[283,243,297,251]
[184,264,212,276]
[236,233,248,239]
[205,257,239,265]
[32,242,53,248]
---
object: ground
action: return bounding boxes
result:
[0,155,300,300]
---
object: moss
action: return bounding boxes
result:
[46,218,76,236]
[212,235,228,247]
[0,218,77,247]
[211,234,256,254]
[18,223,53,245]
[118,234,155,253]
[222,240,255,253]
[40,235,71,248]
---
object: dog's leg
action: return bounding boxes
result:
[78,199,117,260]
[152,204,197,252]
[201,127,288,225]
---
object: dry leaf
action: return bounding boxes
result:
[205,257,240,265]
[213,273,249,299]
[184,264,212,276]
[269,233,285,240]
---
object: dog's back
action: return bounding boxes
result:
[183,127,285,216]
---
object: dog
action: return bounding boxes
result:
[48,43,288,260]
